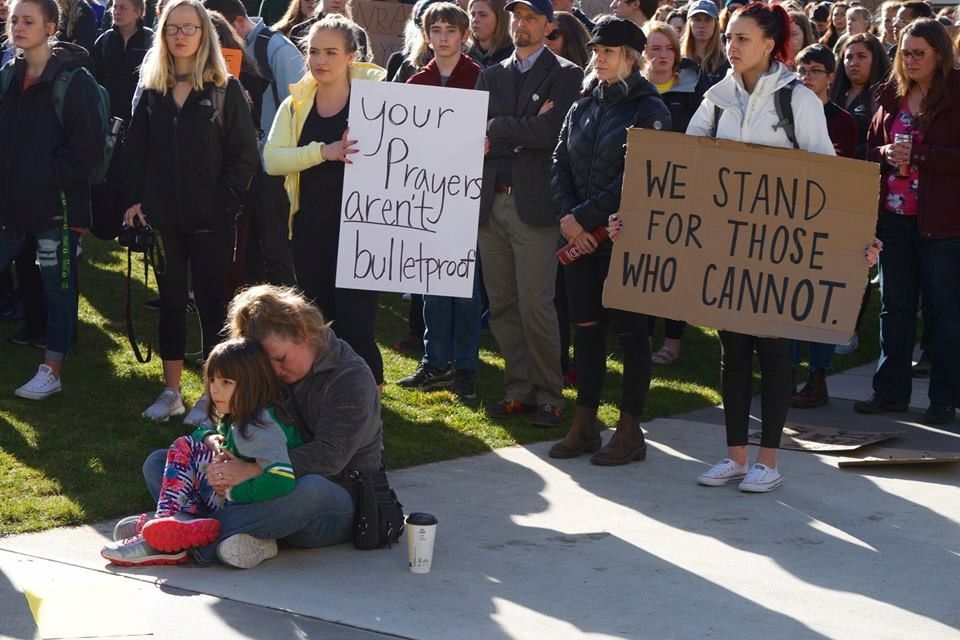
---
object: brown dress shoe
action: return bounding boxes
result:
[591,412,646,466]
[549,406,602,458]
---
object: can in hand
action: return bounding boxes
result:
[894,133,913,177]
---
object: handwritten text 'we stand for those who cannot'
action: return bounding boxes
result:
[344,95,482,294]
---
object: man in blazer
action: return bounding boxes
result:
[475,0,583,427]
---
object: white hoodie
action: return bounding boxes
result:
[686,61,836,156]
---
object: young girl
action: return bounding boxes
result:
[101,339,303,566]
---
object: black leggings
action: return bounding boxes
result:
[156,227,234,361]
[719,330,792,449]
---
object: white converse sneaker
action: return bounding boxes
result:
[183,393,211,427]
[697,458,749,487]
[216,534,278,569]
[14,364,62,400]
[142,389,185,422]
[739,463,783,493]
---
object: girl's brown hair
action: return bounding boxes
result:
[893,18,957,131]
[467,0,510,58]
[204,339,285,437]
[7,0,59,42]
[646,20,682,77]
[273,0,311,36]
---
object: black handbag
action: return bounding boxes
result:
[349,468,405,550]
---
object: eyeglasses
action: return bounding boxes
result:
[901,48,931,61]
[545,30,561,41]
[164,24,201,36]
[796,67,827,78]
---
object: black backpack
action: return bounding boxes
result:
[253,27,281,113]
[710,79,800,149]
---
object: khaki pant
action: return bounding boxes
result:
[478,194,563,407]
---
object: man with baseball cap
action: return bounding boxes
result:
[474,0,583,426]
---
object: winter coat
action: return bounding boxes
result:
[0,42,104,233]
[58,0,98,54]
[92,26,153,121]
[658,62,700,134]
[686,60,836,156]
[406,53,482,90]
[552,72,671,242]
[285,328,384,478]
[121,76,260,233]
[262,62,386,235]
[867,69,960,239]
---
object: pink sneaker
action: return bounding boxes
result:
[142,513,221,552]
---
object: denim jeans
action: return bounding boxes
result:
[0,227,79,362]
[143,449,354,565]
[918,235,960,407]
[422,270,482,372]
[789,340,835,370]
[873,212,922,404]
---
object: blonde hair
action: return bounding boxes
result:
[227,285,331,351]
[140,0,228,94]
[681,8,726,74]
[582,44,644,93]
[645,21,682,77]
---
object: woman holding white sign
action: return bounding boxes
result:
[550,18,671,466]
[683,2,834,492]
[263,15,387,386]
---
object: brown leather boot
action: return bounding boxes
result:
[590,412,646,466]
[791,367,828,408]
[548,406,602,458]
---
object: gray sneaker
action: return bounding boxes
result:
[216,534,278,569]
[113,512,154,541]
[100,535,189,567]
[183,393,212,427]
[142,389,185,422]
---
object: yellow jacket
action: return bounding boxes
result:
[263,62,387,237]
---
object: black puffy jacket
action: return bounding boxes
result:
[552,73,671,240]
[0,42,104,233]
[121,76,259,233]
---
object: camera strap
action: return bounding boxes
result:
[125,244,153,364]
[58,190,71,291]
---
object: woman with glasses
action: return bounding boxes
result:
[122,0,259,422]
[684,2,834,492]
[858,18,960,427]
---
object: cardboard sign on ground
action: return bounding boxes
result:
[837,448,960,467]
[603,129,879,343]
[747,423,903,452]
[352,0,412,66]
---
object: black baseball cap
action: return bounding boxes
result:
[587,18,647,52]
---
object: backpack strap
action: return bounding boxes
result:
[209,83,227,136]
[710,103,722,138]
[774,79,800,150]
[254,28,281,110]
[0,64,15,100]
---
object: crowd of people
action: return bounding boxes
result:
[0,0,956,568]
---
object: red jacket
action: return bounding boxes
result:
[405,53,481,90]
[867,69,960,238]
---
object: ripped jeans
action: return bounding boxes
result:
[0,227,80,362]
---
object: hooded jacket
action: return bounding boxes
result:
[121,75,260,233]
[686,60,836,156]
[867,69,960,239]
[659,61,701,134]
[0,42,104,233]
[552,73,671,239]
[284,328,384,478]
[262,62,386,236]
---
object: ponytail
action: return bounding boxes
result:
[735,2,791,63]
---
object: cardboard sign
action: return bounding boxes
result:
[747,424,902,452]
[837,448,960,467]
[351,0,413,65]
[603,129,880,343]
[336,80,487,297]
[222,47,243,79]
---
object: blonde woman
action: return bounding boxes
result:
[263,15,387,388]
[122,0,259,421]
[876,1,901,47]
[466,0,512,68]
[681,0,729,95]
[56,0,96,51]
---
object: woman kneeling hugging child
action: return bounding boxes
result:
[102,339,302,566]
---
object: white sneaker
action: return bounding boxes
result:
[142,389,185,422]
[183,393,211,427]
[216,534,278,569]
[14,364,62,400]
[697,458,749,487]
[739,463,783,493]
[834,333,859,355]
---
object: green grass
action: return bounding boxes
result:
[0,237,882,535]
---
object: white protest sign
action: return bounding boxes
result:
[336,80,488,298]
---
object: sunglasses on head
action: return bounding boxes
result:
[546,30,561,41]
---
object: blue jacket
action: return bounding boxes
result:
[244,18,304,138]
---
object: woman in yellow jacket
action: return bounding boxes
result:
[263,14,386,386]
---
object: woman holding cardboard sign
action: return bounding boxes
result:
[659,3,832,492]
[263,15,386,386]
[549,18,671,466]
[860,18,960,427]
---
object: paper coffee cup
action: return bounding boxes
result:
[406,513,438,574]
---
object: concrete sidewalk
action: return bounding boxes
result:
[1,360,958,640]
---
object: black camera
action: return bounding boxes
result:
[118,219,156,252]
